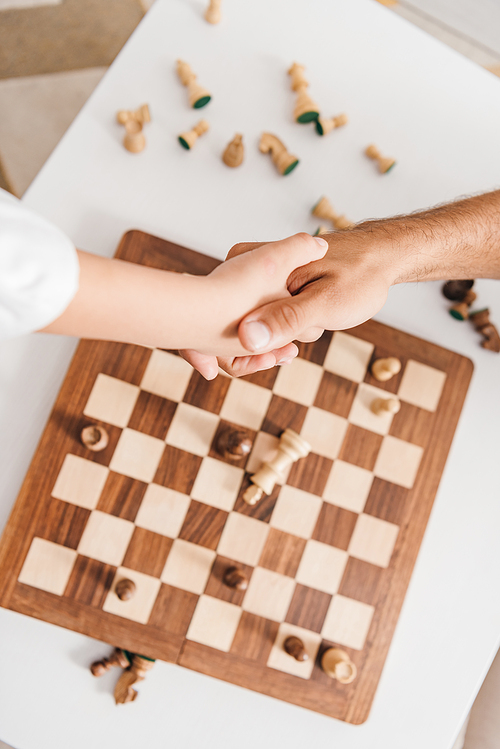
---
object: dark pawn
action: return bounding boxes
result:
[223,566,248,590]
[284,636,308,662]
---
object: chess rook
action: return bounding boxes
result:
[284,636,308,662]
[80,424,109,452]
[259,132,299,175]
[315,113,348,136]
[178,119,209,150]
[312,196,353,230]
[371,357,401,382]
[321,648,357,684]
[90,648,130,677]
[176,60,212,108]
[114,654,155,705]
[243,428,311,505]
[222,133,244,168]
[205,0,221,23]
[365,144,396,173]
[288,62,320,123]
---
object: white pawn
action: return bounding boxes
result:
[370,397,401,416]
[371,357,401,382]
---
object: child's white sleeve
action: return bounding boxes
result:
[0,189,79,339]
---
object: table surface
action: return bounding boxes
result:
[1,1,499,747]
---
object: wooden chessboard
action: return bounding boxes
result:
[0,231,473,724]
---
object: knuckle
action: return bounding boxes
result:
[274,301,305,335]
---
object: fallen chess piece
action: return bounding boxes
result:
[312,196,353,230]
[178,119,209,150]
[116,104,151,127]
[205,0,221,23]
[365,144,396,174]
[243,428,310,505]
[315,113,348,136]
[223,566,248,590]
[90,647,129,677]
[259,132,299,175]
[321,647,357,684]
[115,578,136,601]
[442,279,475,302]
[123,119,146,153]
[217,427,252,460]
[80,424,109,452]
[284,636,308,662]
[370,397,401,416]
[176,59,211,109]
[288,62,320,123]
[469,309,500,352]
[370,357,401,382]
[222,133,244,168]
[449,288,477,320]
[114,653,156,705]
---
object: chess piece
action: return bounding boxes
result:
[81,424,109,452]
[469,309,500,352]
[365,144,396,173]
[243,428,310,505]
[114,653,155,704]
[205,0,221,23]
[176,60,211,108]
[115,578,136,601]
[90,647,130,677]
[288,63,320,123]
[217,428,252,460]
[442,279,475,302]
[370,397,401,416]
[116,104,151,126]
[314,225,329,236]
[284,636,308,662]
[321,647,357,684]
[222,133,244,167]
[315,113,348,136]
[178,119,209,150]
[371,357,402,382]
[259,133,299,175]
[449,288,477,320]
[223,566,248,591]
[123,119,146,153]
[312,196,353,230]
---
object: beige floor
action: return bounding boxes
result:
[0,2,499,748]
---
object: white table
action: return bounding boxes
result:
[1,1,500,747]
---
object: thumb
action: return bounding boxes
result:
[238,284,323,352]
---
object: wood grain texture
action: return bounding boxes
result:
[0,230,473,725]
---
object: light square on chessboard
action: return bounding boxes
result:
[165,403,219,457]
[323,460,373,513]
[267,622,321,679]
[76,510,134,566]
[160,538,216,595]
[83,373,140,428]
[18,538,77,595]
[374,435,424,489]
[272,357,323,407]
[217,512,269,566]
[242,566,296,622]
[348,513,399,569]
[295,539,348,595]
[269,485,322,539]
[397,360,447,412]
[135,483,190,538]
[300,407,348,459]
[348,383,400,436]
[323,332,374,383]
[219,379,273,431]
[321,594,375,650]
[109,428,165,484]
[140,349,193,402]
[191,457,244,512]
[186,594,242,652]
[102,567,162,624]
[52,454,109,510]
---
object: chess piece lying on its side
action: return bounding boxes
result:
[243,428,310,505]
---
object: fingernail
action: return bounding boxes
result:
[244,321,271,351]
[313,236,328,248]
[277,356,294,365]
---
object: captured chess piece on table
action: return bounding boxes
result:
[321,648,357,684]
[116,104,151,127]
[222,133,244,168]
[176,60,212,108]
[315,113,348,136]
[371,357,401,382]
[312,196,353,230]
[114,653,156,704]
[243,428,310,505]
[448,288,476,320]
[205,0,221,23]
[90,647,129,677]
[259,132,299,175]
[178,119,209,150]
[116,104,150,153]
[365,144,396,173]
[80,424,109,451]
[288,62,320,123]
[470,309,500,352]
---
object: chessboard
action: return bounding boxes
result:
[0,230,473,724]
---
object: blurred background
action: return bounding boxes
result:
[0,1,499,747]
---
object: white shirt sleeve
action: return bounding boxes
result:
[0,188,79,339]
